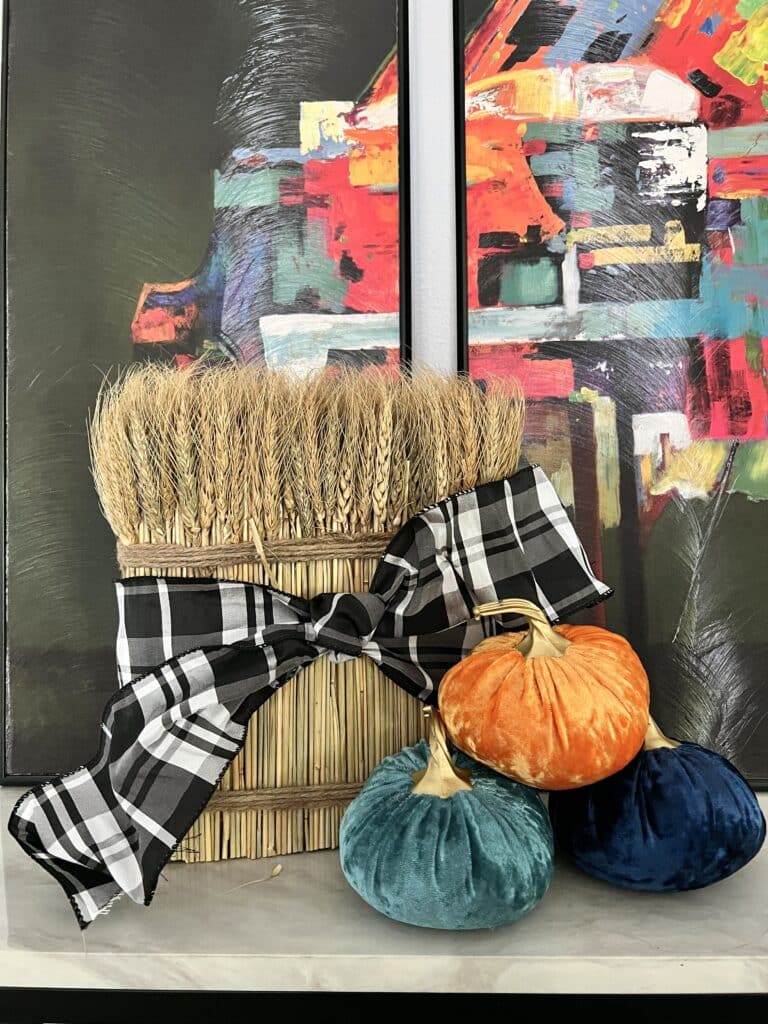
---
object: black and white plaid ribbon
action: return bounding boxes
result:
[9,465,611,927]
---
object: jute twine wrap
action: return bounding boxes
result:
[94,366,524,862]
[207,782,364,813]
[117,531,394,571]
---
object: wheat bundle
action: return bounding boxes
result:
[89,365,524,862]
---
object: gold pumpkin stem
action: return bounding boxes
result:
[472,598,571,659]
[644,716,681,751]
[411,709,473,799]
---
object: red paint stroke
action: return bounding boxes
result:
[279,178,310,206]
[523,139,548,156]
[304,156,399,313]
[365,56,398,105]
[467,117,564,308]
[709,157,768,199]
[640,0,767,127]
[466,0,546,82]
[705,229,735,265]
[132,302,198,345]
[688,336,768,440]
[470,343,575,399]
[639,492,675,545]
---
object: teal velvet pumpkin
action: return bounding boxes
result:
[339,727,554,930]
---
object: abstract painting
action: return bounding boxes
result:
[459,0,768,782]
[131,3,409,373]
[3,0,408,778]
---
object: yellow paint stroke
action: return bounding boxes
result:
[715,5,768,89]
[656,0,693,31]
[299,101,353,155]
[572,388,621,528]
[568,224,652,247]
[551,460,575,511]
[467,68,579,121]
[588,220,701,267]
[649,440,731,500]
[348,145,398,188]
[523,439,575,508]
[347,126,399,188]
[640,453,655,508]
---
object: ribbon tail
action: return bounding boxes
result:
[8,638,319,928]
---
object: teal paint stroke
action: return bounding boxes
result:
[708,125,768,158]
[214,167,300,209]
[260,312,399,371]
[468,253,768,344]
[529,151,573,177]
[468,300,710,342]
[702,260,768,338]
[732,198,768,266]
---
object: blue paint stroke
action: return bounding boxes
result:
[543,0,666,67]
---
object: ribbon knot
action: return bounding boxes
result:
[307,592,387,662]
[10,466,612,929]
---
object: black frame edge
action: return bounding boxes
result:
[2,0,50,788]
[0,989,766,1020]
[453,0,468,373]
[2,0,11,785]
[398,0,412,368]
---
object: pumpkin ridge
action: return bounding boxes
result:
[561,658,647,754]
[468,787,547,899]
[564,644,648,710]
[537,657,573,771]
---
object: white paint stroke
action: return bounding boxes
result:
[632,411,692,461]
[578,66,699,123]
[562,246,580,317]
[633,124,708,212]
[299,101,353,155]
[468,64,700,124]
[353,96,398,131]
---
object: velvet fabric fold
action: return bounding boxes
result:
[549,743,765,892]
[340,740,554,929]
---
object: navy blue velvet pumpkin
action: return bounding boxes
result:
[549,732,765,893]
[340,725,554,930]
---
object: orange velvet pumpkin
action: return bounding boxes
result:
[439,599,650,790]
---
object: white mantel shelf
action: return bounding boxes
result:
[1,788,766,995]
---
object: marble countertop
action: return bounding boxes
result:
[1,788,766,994]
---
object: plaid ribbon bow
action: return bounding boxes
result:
[9,465,611,928]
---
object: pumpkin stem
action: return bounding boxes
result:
[644,716,681,751]
[411,709,473,799]
[472,598,570,659]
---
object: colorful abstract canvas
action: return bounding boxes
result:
[130,5,409,373]
[460,0,768,782]
[3,0,408,778]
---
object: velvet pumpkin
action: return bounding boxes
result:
[549,718,766,892]
[339,711,554,930]
[439,598,650,790]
